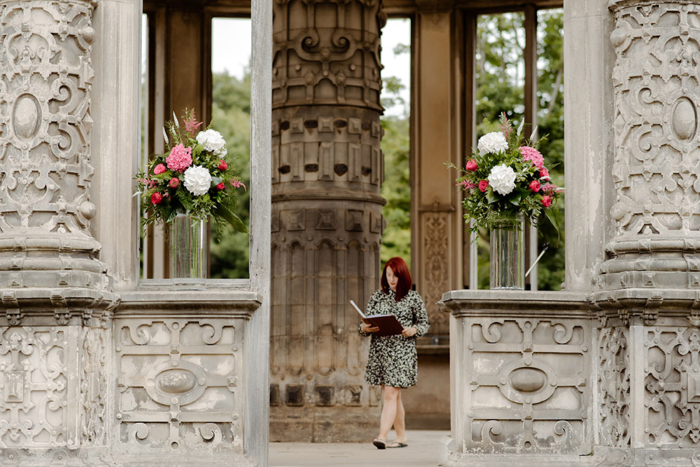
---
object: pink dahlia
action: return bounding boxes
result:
[520,146,544,170]
[166,144,193,172]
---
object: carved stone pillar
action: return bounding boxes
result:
[270,0,386,442]
[600,0,700,290]
[0,1,118,464]
[590,2,700,465]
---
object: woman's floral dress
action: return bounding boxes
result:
[359,289,430,388]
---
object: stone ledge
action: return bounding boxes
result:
[117,289,262,318]
[589,288,700,326]
[439,290,590,318]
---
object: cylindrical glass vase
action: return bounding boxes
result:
[489,213,525,290]
[168,214,207,278]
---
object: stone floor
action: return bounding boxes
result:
[269,430,449,467]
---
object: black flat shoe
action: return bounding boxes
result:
[373,439,386,449]
[387,442,408,448]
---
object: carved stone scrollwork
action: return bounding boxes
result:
[423,213,450,335]
[115,319,243,452]
[463,318,590,454]
[602,1,700,289]
[598,327,630,448]
[0,0,109,292]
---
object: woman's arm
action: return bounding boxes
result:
[359,292,379,336]
[412,294,430,337]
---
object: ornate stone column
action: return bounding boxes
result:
[0,2,118,464]
[590,2,700,465]
[270,0,386,442]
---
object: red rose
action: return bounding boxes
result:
[153,164,166,175]
[540,167,550,179]
[478,180,489,192]
[529,180,541,192]
[216,182,225,191]
[169,178,180,188]
[466,159,478,171]
[541,195,552,207]
[218,160,228,171]
[151,192,163,205]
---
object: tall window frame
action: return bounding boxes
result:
[461,2,564,291]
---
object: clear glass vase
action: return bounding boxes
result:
[489,213,525,290]
[168,214,207,278]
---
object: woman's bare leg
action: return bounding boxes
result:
[378,386,400,441]
[393,389,406,443]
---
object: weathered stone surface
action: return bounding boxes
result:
[600,0,700,290]
[110,291,261,466]
[440,291,593,460]
[270,0,386,442]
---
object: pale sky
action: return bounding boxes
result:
[210,17,411,117]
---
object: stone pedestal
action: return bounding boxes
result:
[270,0,386,442]
[439,291,593,466]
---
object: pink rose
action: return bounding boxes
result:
[478,180,489,192]
[169,178,180,189]
[151,192,163,205]
[466,159,478,171]
[539,167,550,179]
[541,195,552,207]
[216,182,225,191]
[153,164,166,175]
[218,160,228,171]
[529,180,541,192]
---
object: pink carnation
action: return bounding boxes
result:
[231,180,247,191]
[520,146,544,170]
[153,164,166,175]
[166,144,193,172]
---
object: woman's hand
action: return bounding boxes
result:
[402,327,417,337]
[361,322,380,333]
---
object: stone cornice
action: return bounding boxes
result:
[117,289,262,319]
[0,287,120,326]
[439,290,590,318]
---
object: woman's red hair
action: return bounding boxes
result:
[381,257,412,302]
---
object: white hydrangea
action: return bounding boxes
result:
[488,164,517,196]
[184,165,212,196]
[196,129,227,158]
[478,131,509,155]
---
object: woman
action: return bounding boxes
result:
[359,257,430,450]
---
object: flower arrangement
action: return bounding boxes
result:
[449,113,563,234]
[135,109,247,236]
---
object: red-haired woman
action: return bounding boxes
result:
[359,257,430,449]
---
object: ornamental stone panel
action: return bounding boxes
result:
[270,0,386,442]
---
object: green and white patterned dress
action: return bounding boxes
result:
[360,289,430,388]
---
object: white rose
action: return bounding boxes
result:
[478,131,509,155]
[488,164,517,196]
[184,165,212,196]
[196,129,227,158]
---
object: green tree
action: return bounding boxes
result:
[474,10,565,290]
[209,70,252,279]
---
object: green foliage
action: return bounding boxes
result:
[208,70,252,279]
[381,41,411,270]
